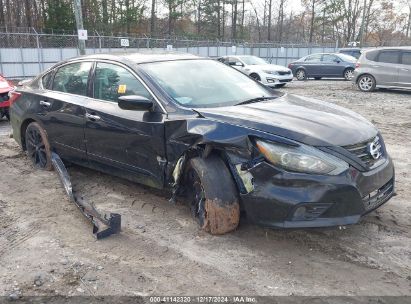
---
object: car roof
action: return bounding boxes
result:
[66,51,201,64]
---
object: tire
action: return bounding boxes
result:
[25,122,53,170]
[276,83,286,88]
[184,155,240,235]
[344,68,354,81]
[250,73,261,81]
[314,77,322,80]
[357,74,376,92]
[295,69,307,81]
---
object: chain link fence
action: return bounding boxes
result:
[0,29,338,78]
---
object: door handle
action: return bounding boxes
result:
[86,113,101,121]
[39,100,51,107]
[400,68,409,71]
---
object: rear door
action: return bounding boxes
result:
[373,50,400,86]
[302,54,323,76]
[398,51,411,88]
[39,61,92,164]
[84,61,166,189]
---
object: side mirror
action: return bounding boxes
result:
[118,95,154,111]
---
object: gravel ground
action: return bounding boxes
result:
[0,80,410,298]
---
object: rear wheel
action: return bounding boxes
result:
[25,122,53,170]
[296,69,307,81]
[344,68,354,81]
[357,74,376,92]
[184,155,240,235]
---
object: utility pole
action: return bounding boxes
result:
[73,0,86,55]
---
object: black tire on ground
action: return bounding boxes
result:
[250,73,261,81]
[314,77,322,80]
[276,83,286,88]
[344,68,355,81]
[25,122,53,171]
[357,74,376,92]
[295,69,307,81]
[184,155,240,235]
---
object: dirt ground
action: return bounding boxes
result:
[0,80,410,298]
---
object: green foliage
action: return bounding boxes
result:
[44,0,75,30]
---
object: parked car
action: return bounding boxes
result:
[10,52,395,234]
[0,74,15,120]
[353,47,411,92]
[288,53,357,81]
[217,55,293,88]
[338,48,362,59]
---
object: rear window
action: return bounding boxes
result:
[365,50,379,61]
[42,71,53,89]
[377,51,400,64]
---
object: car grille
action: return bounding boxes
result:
[279,79,292,83]
[362,179,394,213]
[278,71,292,75]
[343,136,384,168]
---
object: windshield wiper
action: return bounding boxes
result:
[235,96,275,106]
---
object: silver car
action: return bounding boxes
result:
[353,47,411,92]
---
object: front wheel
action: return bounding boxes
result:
[295,69,307,81]
[25,122,53,170]
[357,74,376,92]
[344,68,354,81]
[184,155,240,235]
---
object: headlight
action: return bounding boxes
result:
[256,140,348,175]
[263,70,278,75]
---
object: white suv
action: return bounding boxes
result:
[218,55,293,88]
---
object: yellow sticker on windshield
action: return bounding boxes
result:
[118,85,127,94]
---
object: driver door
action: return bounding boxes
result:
[84,61,166,189]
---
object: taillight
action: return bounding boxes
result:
[355,63,360,69]
[8,91,21,106]
[288,63,292,68]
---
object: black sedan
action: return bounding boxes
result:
[288,53,357,81]
[9,52,394,234]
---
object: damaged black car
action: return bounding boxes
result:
[9,52,395,234]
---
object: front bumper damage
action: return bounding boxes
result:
[232,155,395,228]
[51,152,121,239]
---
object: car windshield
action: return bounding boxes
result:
[337,53,357,63]
[140,59,276,108]
[239,56,268,65]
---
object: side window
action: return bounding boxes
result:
[377,51,400,64]
[42,71,53,89]
[322,54,338,62]
[365,50,379,61]
[52,62,92,96]
[305,54,322,62]
[93,62,152,102]
[401,52,411,65]
[228,57,242,66]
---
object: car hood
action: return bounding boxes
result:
[248,64,290,72]
[195,94,377,147]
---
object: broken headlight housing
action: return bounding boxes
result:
[256,140,348,175]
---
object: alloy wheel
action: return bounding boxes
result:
[358,76,374,92]
[296,70,306,80]
[26,127,48,168]
[344,69,354,80]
